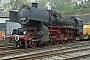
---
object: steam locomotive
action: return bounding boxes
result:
[4,3,89,48]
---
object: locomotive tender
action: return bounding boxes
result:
[4,3,88,48]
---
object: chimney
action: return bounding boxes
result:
[32,3,38,8]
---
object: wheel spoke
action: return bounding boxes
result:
[53,40,59,44]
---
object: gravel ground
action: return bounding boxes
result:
[37,50,90,60]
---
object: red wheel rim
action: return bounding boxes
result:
[30,41,36,48]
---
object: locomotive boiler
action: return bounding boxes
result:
[4,3,88,48]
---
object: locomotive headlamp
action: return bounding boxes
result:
[10,32,13,35]
[15,35,19,41]
[23,31,27,35]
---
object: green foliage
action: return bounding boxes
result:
[38,0,48,9]
[0,0,31,11]
[73,0,90,15]
[9,0,31,10]
[0,0,90,15]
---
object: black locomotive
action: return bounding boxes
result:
[4,3,87,48]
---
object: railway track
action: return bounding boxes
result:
[0,41,89,55]
[5,47,90,60]
[0,41,80,52]
[0,43,14,47]
[0,40,15,52]
[0,40,14,47]
[0,46,15,52]
[1,41,90,60]
[0,40,89,52]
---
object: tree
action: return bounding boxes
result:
[38,0,48,9]
[0,0,90,15]
[9,0,31,10]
